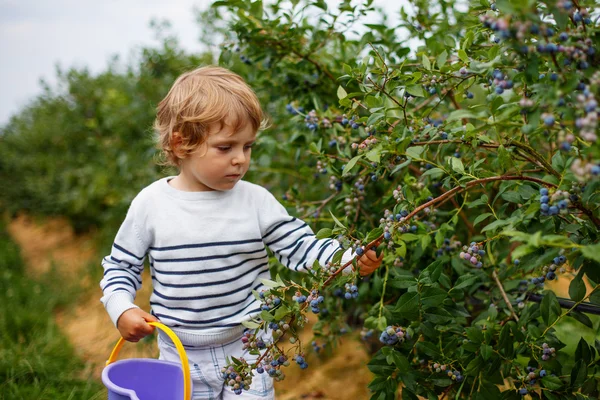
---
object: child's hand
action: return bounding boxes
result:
[357,248,384,276]
[116,308,159,342]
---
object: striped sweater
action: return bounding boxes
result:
[100,177,351,346]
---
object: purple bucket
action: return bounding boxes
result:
[102,359,185,400]
[103,322,191,400]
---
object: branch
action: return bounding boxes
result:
[323,175,557,286]
[493,270,519,322]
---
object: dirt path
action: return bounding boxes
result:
[7,215,373,399]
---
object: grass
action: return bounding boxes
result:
[0,220,104,400]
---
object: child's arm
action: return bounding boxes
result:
[259,190,383,275]
[100,198,157,341]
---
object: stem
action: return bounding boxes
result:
[492,270,519,322]
[378,264,390,321]
[541,284,600,336]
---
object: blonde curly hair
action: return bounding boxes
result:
[154,66,267,166]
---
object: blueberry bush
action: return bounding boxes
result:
[207,0,600,398]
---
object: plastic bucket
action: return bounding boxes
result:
[102,322,191,400]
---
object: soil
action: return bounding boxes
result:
[7,215,373,400]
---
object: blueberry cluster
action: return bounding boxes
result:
[524,365,548,387]
[574,81,598,143]
[393,257,404,267]
[221,365,251,395]
[571,159,600,181]
[344,182,364,217]
[241,329,269,351]
[308,290,325,314]
[379,325,410,345]
[392,185,404,202]
[351,136,378,151]
[315,160,328,176]
[436,237,462,257]
[267,320,290,339]
[258,290,282,312]
[459,241,485,268]
[541,342,556,361]
[294,354,309,370]
[292,291,308,304]
[285,103,304,115]
[526,255,568,287]
[360,328,375,341]
[490,69,514,95]
[311,340,324,353]
[328,175,343,191]
[304,110,319,130]
[539,188,570,216]
[255,353,288,382]
[344,282,359,299]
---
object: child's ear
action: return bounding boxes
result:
[171,132,186,159]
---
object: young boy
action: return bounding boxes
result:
[100,66,383,399]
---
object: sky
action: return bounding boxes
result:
[0,0,404,126]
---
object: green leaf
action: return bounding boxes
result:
[458,49,469,63]
[422,167,444,179]
[365,148,381,163]
[241,320,261,329]
[405,146,424,159]
[569,274,586,302]
[329,211,346,229]
[343,155,362,176]
[422,54,431,71]
[273,304,290,320]
[337,85,348,100]
[395,292,419,319]
[316,228,332,239]
[571,359,587,388]
[453,274,478,290]
[540,291,561,326]
[473,213,492,227]
[480,344,493,360]
[582,243,600,262]
[406,85,425,97]
[420,286,447,308]
[436,50,448,68]
[569,310,593,329]
[260,278,282,288]
[541,375,563,390]
[450,157,465,174]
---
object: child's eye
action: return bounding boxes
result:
[217,146,231,151]
[244,144,254,150]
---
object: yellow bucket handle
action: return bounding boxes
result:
[105,321,191,400]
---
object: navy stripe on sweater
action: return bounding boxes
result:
[150,283,263,313]
[154,301,261,325]
[151,254,268,275]
[153,262,269,288]
[263,217,296,240]
[113,243,144,260]
[152,247,265,263]
[266,223,308,246]
[149,238,263,251]
[152,276,265,301]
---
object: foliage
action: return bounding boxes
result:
[0,221,104,399]
[208,0,600,398]
[0,24,212,232]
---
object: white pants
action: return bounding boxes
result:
[158,332,275,400]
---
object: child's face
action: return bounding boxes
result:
[178,121,256,191]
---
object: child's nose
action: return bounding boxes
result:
[232,150,246,164]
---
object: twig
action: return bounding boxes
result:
[493,270,519,322]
